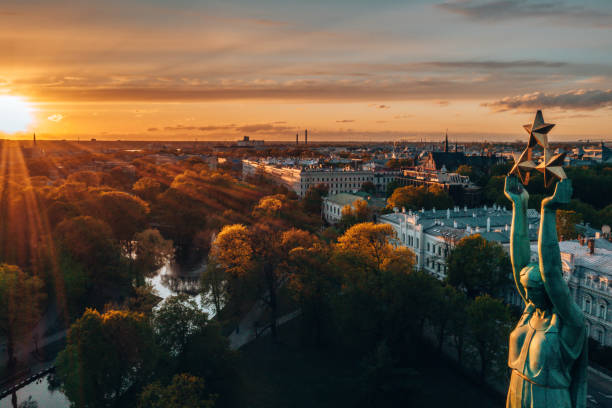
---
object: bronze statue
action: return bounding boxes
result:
[505,111,587,408]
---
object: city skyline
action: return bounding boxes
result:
[1,0,612,141]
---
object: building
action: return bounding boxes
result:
[397,168,481,206]
[322,192,386,224]
[378,205,540,280]
[545,238,611,346]
[242,159,400,197]
[236,136,264,147]
[419,151,503,172]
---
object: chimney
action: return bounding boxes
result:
[464,205,467,212]
[472,212,476,218]
[305,129,308,145]
[453,220,458,228]
[402,207,406,213]
[505,224,509,232]
[486,217,491,232]
[588,239,595,255]
[296,132,299,145]
[447,208,451,219]
[433,207,436,213]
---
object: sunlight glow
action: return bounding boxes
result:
[0,95,34,133]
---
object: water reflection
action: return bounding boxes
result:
[0,375,69,408]
[146,261,213,316]
[0,261,210,407]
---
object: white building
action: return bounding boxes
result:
[322,193,386,224]
[242,159,400,197]
[553,238,611,346]
[378,205,540,280]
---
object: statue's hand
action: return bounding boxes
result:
[504,175,529,206]
[542,179,572,211]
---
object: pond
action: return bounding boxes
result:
[0,261,209,408]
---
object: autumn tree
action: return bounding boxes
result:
[446,234,511,298]
[0,264,46,367]
[210,223,315,339]
[338,199,371,230]
[387,185,453,211]
[55,309,158,408]
[138,374,216,408]
[133,177,164,202]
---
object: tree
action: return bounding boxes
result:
[152,294,209,357]
[0,264,46,367]
[556,210,582,241]
[288,242,339,345]
[360,181,376,195]
[133,229,174,283]
[430,284,465,352]
[387,185,453,211]
[92,191,150,251]
[211,223,315,339]
[133,177,164,202]
[466,295,511,380]
[138,374,216,408]
[338,199,371,230]
[55,309,158,408]
[446,234,511,298]
[201,262,227,316]
[302,183,328,214]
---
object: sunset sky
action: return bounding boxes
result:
[1,0,612,141]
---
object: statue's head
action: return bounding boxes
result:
[520,263,551,309]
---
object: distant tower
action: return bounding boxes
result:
[296,132,299,145]
[305,129,308,145]
[455,139,458,152]
[445,130,449,153]
[33,132,36,146]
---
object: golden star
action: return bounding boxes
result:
[523,110,555,148]
[536,148,567,188]
[509,147,537,184]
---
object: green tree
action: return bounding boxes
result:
[138,374,216,408]
[55,309,158,408]
[446,235,511,298]
[201,261,227,316]
[556,210,582,241]
[152,294,209,357]
[0,264,46,366]
[133,229,174,283]
[466,295,512,380]
[360,181,376,194]
[302,183,328,214]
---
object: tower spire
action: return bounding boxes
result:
[33,132,36,146]
[445,129,448,153]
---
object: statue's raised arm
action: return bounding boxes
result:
[504,175,530,304]
[539,179,584,328]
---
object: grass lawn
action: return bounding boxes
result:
[238,317,505,408]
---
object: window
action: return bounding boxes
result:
[584,297,592,314]
[427,243,430,252]
[597,330,604,345]
[416,238,419,249]
[600,304,607,320]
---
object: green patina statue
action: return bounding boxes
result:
[504,175,587,408]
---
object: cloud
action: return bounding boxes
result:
[236,123,294,133]
[147,127,158,132]
[437,0,612,26]
[484,89,612,112]
[393,114,414,119]
[336,119,355,123]
[435,100,450,106]
[47,114,64,122]
[156,122,295,135]
[372,104,390,109]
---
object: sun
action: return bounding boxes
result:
[0,95,34,134]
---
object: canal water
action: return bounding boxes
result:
[0,262,208,408]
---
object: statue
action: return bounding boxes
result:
[504,111,587,408]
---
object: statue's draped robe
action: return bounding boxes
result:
[507,304,587,408]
